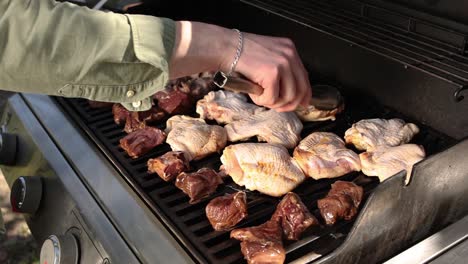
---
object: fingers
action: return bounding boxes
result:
[250,67,280,107]
[298,67,312,108]
[301,84,312,107]
[271,64,296,109]
[275,41,311,112]
[275,76,302,112]
[234,34,312,111]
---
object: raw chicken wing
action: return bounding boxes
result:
[220,143,305,197]
[225,110,303,149]
[293,132,361,179]
[360,144,425,183]
[344,118,419,151]
[196,90,265,124]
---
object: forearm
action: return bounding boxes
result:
[169,21,237,79]
[0,0,175,111]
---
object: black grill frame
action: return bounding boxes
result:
[56,94,455,263]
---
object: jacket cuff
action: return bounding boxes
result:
[125,14,175,91]
[121,15,175,111]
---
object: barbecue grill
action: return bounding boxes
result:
[2,0,468,263]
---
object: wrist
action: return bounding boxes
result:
[216,27,239,72]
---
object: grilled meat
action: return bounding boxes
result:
[168,72,216,100]
[154,89,194,115]
[344,118,419,151]
[272,192,319,240]
[154,73,216,115]
[165,115,227,161]
[136,106,166,124]
[328,181,363,204]
[88,100,113,108]
[196,90,265,124]
[147,151,190,182]
[231,219,285,264]
[123,107,166,133]
[119,127,166,158]
[295,103,344,122]
[220,143,305,197]
[225,110,303,149]
[205,191,248,231]
[317,181,364,225]
[124,113,147,133]
[112,103,130,125]
[360,144,425,183]
[293,132,361,179]
[175,168,223,204]
[112,103,165,133]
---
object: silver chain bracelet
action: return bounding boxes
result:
[226,29,243,76]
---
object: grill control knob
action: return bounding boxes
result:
[10,176,43,214]
[40,234,79,264]
[0,132,17,165]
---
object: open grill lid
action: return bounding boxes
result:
[366,0,468,26]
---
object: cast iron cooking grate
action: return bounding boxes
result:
[56,93,455,263]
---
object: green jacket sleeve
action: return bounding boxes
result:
[0,0,176,111]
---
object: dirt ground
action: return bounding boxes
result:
[0,171,39,264]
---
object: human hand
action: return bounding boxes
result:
[226,33,312,112]
[170,21,312,112]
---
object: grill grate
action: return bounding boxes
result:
[56,93,455,263]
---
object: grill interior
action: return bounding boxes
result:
[242,0,468,86]
[56,91,455,263]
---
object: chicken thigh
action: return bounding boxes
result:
[196,90,265,124]
[224,110,303,149]
[165,116,227,161]
[360,144,425,183]
[293,132,361,179]
[220,143,306,197]
[344,118,419,151]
